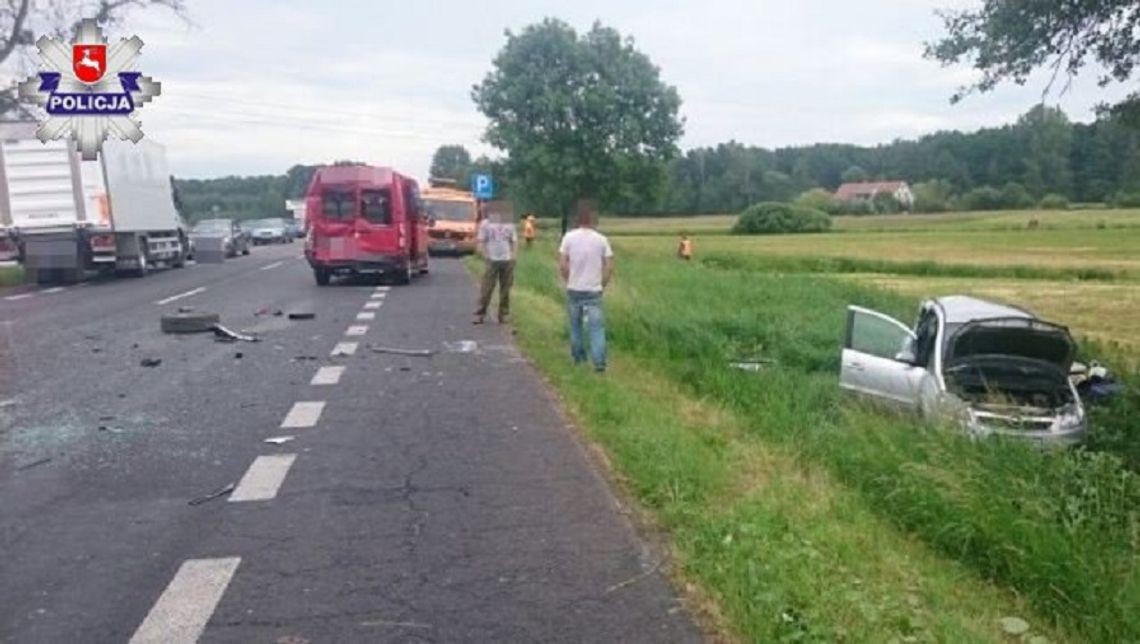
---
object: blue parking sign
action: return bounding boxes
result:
[472,173,494,200]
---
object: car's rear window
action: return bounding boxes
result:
[321,191,354,220]
[361,189,392,225]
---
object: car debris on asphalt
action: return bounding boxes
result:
[369,345,434,357]
[160,311,221,334]
[442,340,478,353]
[288,312,316,320]
[139,358,162,367]
[211,324,260,343]
[264,436,295,445]
[16,457,52,472]
[188,482,236,506]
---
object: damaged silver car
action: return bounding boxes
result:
[840,295,1085,445]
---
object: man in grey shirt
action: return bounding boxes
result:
[474,201,518,324]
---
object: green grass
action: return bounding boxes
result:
[0,265,23,287]
[479,246,1140,642]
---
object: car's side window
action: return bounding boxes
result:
[847,307,914,359]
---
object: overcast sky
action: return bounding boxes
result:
[107,0,1130,179]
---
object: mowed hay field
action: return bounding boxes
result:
[494,208,1140,642]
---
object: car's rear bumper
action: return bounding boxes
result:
[307,251,407,274]
[428,239,475,255]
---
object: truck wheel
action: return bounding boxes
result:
[132,251,150,278]
[172,235,188,268]
[161,311,220,334]
[313,268,331,286]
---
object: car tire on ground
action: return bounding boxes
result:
[160,311,220,334]
[313,267,331,286]
[395,262,413,285]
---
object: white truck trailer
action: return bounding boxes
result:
[0,121,187,284]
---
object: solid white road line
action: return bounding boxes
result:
[363,301,382,309]
[258,260,284,271]
[310,365,345,386]
[128,557,241,644]
[229,454,297,502]
[154,287,206,306]
[331,342,358,356]
[42,286,65,294]
[281,401,325,428]
[3,293,33,301]
[356,311,375,321]
[345,325,368,336]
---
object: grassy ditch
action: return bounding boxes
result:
[483,243,1140,642]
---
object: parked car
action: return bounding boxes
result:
[284,219,304,239]
[304,165,429,285]
[840,295,1085,445]
[191,218,250,258]
[248,218,291,245]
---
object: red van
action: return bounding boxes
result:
[304,165,429,285]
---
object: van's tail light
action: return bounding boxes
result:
[398,225,406,250]
[89,234,115,250]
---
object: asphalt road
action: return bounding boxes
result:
[0,245,700,643]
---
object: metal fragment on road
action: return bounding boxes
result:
[139,358,162,368]
[264,436,295,445]
[16,457,52,471]
[288,312,316,320]
[443,340,478,353]
[188,482,235,506]
[210,324,259,343]
[369,345,434,357]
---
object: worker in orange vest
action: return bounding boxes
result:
[523,214,537,248]
[677,233,693,261]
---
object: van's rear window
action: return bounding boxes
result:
[361,189,392,225]
[322,191,353,220]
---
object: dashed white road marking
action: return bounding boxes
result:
[42,286,65,294]
[128,557,241,644]
[345,325,368,336]
[331,342,358,356]
[258,260,284,271]
[154,287,206,306]
[369,292,386,300]
[281,401,325,428]
[310,365,345,385]
[374,286,389,293]
[356,311,375,321]
[229,454,297,502]
[363,301,382,309]
[3,293,33,301]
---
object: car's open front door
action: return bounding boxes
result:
[840,305,922,410]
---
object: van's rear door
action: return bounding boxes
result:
[355,186,399,259]
[312,187,356,261]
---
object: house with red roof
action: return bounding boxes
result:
[834,181,914,210]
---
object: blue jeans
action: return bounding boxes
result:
[567,290,605,371]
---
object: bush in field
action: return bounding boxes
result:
[834,199,875,216]
[1000,182,1036,209]
[1039,193,1070,210]
[957,185,1004,211]
[1112,191,1140,208]
[912,180,954,213]
[794,188,839,214]
[732,202,831,235]
[872,191,903,214]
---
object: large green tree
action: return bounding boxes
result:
[472,19,683,230]
[1,0,187,115]
[429,144,472,185]
[926,1,1140,123]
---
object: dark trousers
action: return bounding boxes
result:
[476,260,515,318]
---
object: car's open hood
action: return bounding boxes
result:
[945,317,1076,372]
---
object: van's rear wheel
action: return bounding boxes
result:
[395,262,412,285]
[313,267,331,286]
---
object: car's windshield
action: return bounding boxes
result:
[193,219,230,232]
[424,199,475,222]
[249,219,284,228]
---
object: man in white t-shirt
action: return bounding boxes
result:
[558,200,614,372]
